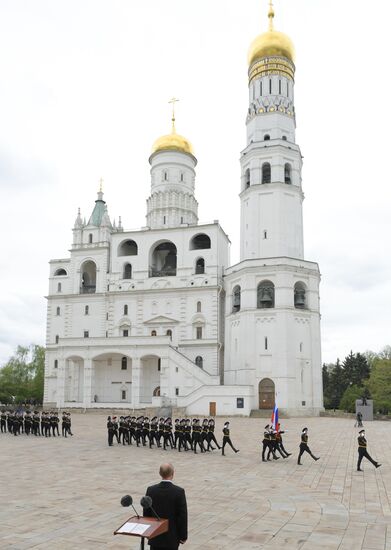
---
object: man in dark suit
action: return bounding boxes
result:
[143,463,188,550]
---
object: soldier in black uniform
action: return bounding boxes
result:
[51,411,60,436]
[163,418,174,450]
[7,410,13,433]
[297,427,319,465]
[119,416,127,445]
[32,411,40,436]
[1,410,7,433]
[61,412,67,437]
[142,417,150,446]
[185,419,193,450]
[276,423,291,457]
[107,416,114,446]
[112,416,119,443]
[357,429,381,471]
[135,416,143,446]
[130,416,137,445]
[192,419,204,454]
[201,419,210,450]
[174,419,180,448]
[149,416,159,448]
[157,417,165,447]
[262,425,272,461]
[178,419,188,452]
[24,411,33,435]
[221,421,239,456]
[207,419,221,450]
[267,428,281,460]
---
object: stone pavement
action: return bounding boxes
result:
[1,414,391,549]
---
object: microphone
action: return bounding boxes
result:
[120,494,140,518]
[140,496,160,520]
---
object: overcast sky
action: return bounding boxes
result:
[0,0,390,365]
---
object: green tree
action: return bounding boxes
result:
[326,359,346,409]
[339,384,364,413]
[0,345,45,404]
[366,358,391,414]
[342,351,370,388]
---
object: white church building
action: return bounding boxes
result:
[44,3,323,417]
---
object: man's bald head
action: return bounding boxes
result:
[159,463,174,480]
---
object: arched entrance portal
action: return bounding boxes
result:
[258,378,275,409]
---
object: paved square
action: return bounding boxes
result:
[1,414,391,549]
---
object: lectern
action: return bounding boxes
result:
[114,515,168,549]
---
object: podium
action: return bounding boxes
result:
[114,515,168,549]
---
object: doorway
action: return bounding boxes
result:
[258,378,275,409]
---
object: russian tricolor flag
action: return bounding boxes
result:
[271,405,279,431]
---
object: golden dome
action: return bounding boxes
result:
[152,129,194,156]
[248,1,295,66]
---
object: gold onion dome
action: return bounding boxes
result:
[248,1,295,66]
[152,98,194,156]
[152,129,194,156]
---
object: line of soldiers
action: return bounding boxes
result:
[261,423,291,461]
[0,410,73,437]
[107,416,238,455]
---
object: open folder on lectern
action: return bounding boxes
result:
[117,521,151,535]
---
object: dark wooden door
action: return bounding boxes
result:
[209,402,216,416]
[258,378,275,409]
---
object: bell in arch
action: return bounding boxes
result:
[260,289,273,306]
[295,290,306,308]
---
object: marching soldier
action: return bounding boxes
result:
[276,424,291,458]
[297,427,320,465]
[112,416,119,443]
[135,416,143,447]
[142,417,150,446]
[163,418,174,450]
[149,416,159,448]
[185,419,193,450]
[262,425,272,461]
[267,427,280,460]
[24,411,33,435]
[192,419,205,454]
[174,419,180,448]
[130,416,137,445]
[107,416,114,446]
[1,410,7,433]
[201,419,210,450]
[157,417,165,447]
[221,421,239,456]
[207,419,221,450]
[357,429,381,471]
[61,412,68,437]
[32,411,40,436]
[119,416,127,445]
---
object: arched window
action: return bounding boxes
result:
[232,285,241,313]
[190,234,211,250]
[54,268,67,276]
[80,260,97,294]
[57,282,62,292]
[54,359,58,369]
[257,280,275,309]
[118,240,138,256]
[282,135,287,141]
[264,134,270,141]
[284,163,292,184]
[195,356,203,369]
[56,307,60,316]
[121,357,127,370]
[197,301,201,313]
[153,386,161,397]
[150,241,177,277]
[245,168,250,188]
[55,335,59,344]
[88,233,93,244]
[294,282,307,309]
[122,263,132,279]
[166,329,172,339]
[195,258,205,274]
[262,163,271,184]
[151,330,157,336]
[124,304,128,315]
[85,305,89,315]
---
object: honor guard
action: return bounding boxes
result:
[276,423,291,458]
[297,428,320,465]
[107,416,114,446]
[192,419,205,454]
[135,416,143,446]
[142,417,150,446]
[0,410,6,433]
[221,421,239,456]
[149,416,159,448]
[207,419,220,450]
[357,429,381,471]
[24,411,33,435]
[185,419,193,450]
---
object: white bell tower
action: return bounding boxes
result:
[224,1,323,416]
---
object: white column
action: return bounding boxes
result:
[131,357,141,408]
[83,358,93,408]
[57,358,66,407]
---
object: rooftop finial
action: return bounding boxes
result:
[268,0,275,31]
[99,177,104,193]
[168,97,179,133]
